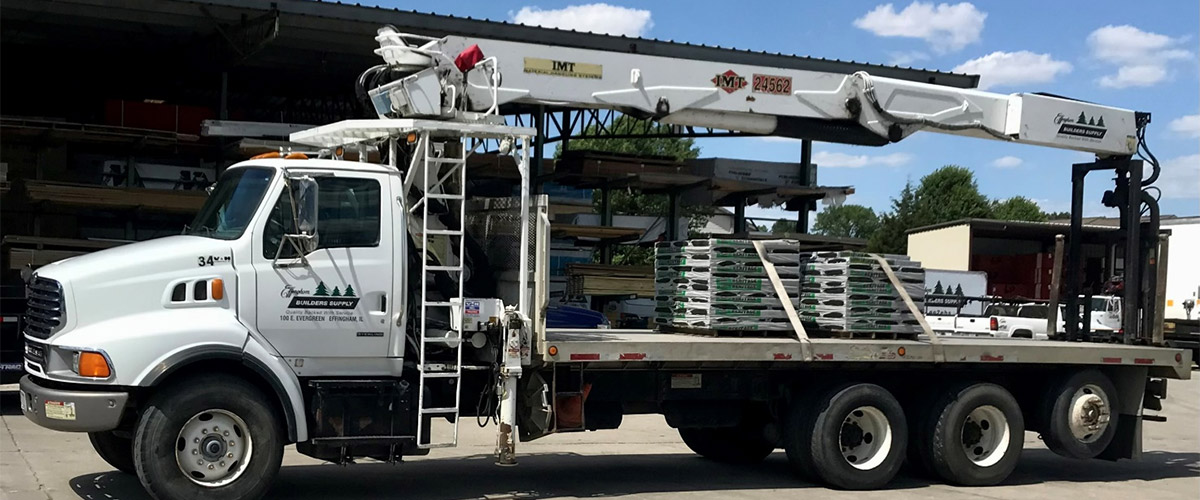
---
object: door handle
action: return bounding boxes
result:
[379,294,388,313]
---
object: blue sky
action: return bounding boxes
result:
[371,0,1199,221]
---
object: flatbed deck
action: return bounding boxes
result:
[542,329,1192,379]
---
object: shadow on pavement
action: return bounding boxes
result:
[67,448,1200,500]
[0,389,23,416]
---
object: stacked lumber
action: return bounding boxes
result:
[25,181,206,213]
[566,263,655,297]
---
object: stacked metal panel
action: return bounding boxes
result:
[653,241,926,337]
[795,251,925,336]
[653,239,802,331]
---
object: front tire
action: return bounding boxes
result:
[784,383,907,490]
[89,431,136,474]
[917,383,1023,486]
[133,375,284,500]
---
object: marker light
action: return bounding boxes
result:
[251,152,282,160]
[406,132,418,143]
[548,346,559,356]
[284,152,308,160]
[77,352,111,378]
[211,279,224,301]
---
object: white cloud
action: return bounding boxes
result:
[511,4,653,37]
[1167,114,1200,138]
[1087,25,1191,88]
[952,51,1072,90]
[813,151,912,168]
[1157,154,1200,200]
[991,156,1022,168]
[888,50,930,67]
[853,2,986,53]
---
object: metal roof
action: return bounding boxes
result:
[6,0,977,89]
[907,218,1172,238]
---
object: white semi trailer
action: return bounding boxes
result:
[18,27,1190,500]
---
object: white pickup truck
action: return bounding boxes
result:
[988,304,1062,340]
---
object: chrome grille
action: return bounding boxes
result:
[25,277,64,339]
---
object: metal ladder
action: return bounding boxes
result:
[414,132,468,449]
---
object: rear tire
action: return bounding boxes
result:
[1039,369,1119,459]
[89,431,136,474]
[917,383,1023,486]
[678,424,775,464]
[133,375,284,500]
[784,383,907,490]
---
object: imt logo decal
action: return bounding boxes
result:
[524,57,603,79]
[1055,111,1107,140]
[712,70,748,94]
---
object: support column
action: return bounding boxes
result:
[666,191,680,241]
[532,106,546,195]
[733,200,746,236]
[1122,160,1141,344]
[600,186,612,264]
[1065,164,1086,341]
[797,139,813,233]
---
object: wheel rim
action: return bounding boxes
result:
[961,405,1009,467]
[175,409,253,487]
[1068,384,1111,443]
[838,406,893,470]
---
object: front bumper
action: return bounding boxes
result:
[19,375,129,432]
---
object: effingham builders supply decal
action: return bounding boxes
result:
[280,282,362,323]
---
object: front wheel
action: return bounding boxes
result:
[89,431,136,474]
[133,375,284,500]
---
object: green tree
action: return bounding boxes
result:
[559,115,709,265]
[1077,111,1087,124]
[813,204,880,239]
[1043,211,1072,221]
[343,284,356,297]
[331,287,342,296]
[868,181,919,254]
[1096,116,1106,127]
[933,281,944,294]
[314,282,329,296]
[869,166,991,253]
[991,196,1048,222]
[770,219,797,235]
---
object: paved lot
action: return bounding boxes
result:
[2,374,1197,500]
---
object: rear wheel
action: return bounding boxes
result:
[784,383,907,490]
[679,423,775,464]
[89,431,136,474]
[133,375,284,500]
[1039,369,1119,459]
[917,383,1023,486]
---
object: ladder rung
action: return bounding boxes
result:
[423,301,455,307]
[420,407,458,414]
[425,265,463,272]
[420,442,457,449]
[426,229,463,236]
[421,372,460,379]
[423,337,462,344]
[427,193,464,200]
[426,157,464,164]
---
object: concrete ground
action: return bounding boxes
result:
[2,375,1197,500]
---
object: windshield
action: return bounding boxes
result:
[186,167,275,240]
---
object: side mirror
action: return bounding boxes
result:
[205,184,215,195]
[274,176,319,263]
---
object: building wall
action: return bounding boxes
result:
[1163,219,1200,320]
[907,224,971,270]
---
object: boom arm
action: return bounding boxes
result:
[366,29,1143,156]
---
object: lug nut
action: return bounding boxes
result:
[192,449,198,455]
[227,453,234,458]
[208,464,215,470]
[213,426,219,432]
[229,441,235,447]
[219,461,226,467]
[194,437,200,443]
[202,429,208,434]
[223,431,230,436]
[197,460,204,466]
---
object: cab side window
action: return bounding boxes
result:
[263,177,381,259]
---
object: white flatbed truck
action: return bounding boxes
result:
[17,27,1191,500]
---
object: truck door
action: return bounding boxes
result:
[251,171,394,360]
